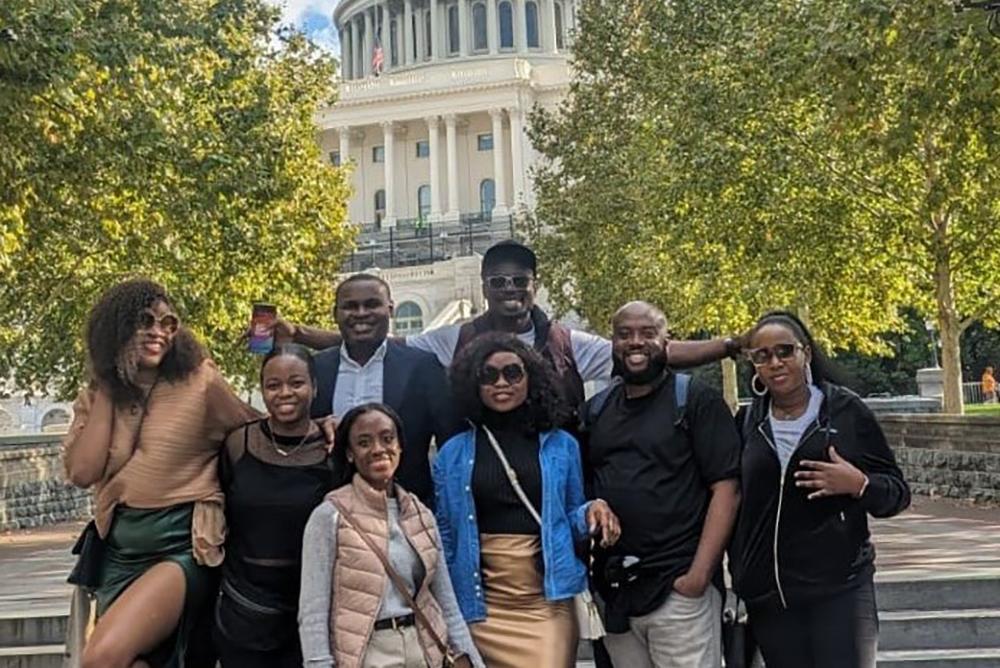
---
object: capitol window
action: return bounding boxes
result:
[394,301,424,335]
[499,1,514,49]
[477,133,494,151]
[418,185,431,220]
[373,145,385,163]
[390,19,399,66]
[329,150,341,166]
[473,2,488,52]
[555,2,565,50]
[416,140,430,158]
[448,5,460,54]
[480,179,496,217]
[374,189,386,226]
[525,1,540,48]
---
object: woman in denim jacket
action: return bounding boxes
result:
[432,333,620,668]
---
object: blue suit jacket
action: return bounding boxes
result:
[310,340,461,505]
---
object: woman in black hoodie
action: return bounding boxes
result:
[730,311,910,668]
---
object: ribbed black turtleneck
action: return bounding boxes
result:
[472,407,543,535]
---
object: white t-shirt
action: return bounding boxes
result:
[406,322,613,382]
[768,384,824,472]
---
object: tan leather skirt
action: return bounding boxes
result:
[470,534,578,668]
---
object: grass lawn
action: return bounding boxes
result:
[965,403,1000,416]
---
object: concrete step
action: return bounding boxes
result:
[877,647,1000,668]
[881,609,1000,652]
[877,578,1000,613]
[0,615,65,650]
[0,645,63,668]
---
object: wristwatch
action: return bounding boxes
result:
[724,337,743,361]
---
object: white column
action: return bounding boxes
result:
[429,0,441,60]
[414,8,425,61]
[354,17,363,78]
[514,0,527,52]
[458,0,470,56]
[338,127,351,166]
[380,3,390,70]
[382,121,396,227]
[489,108,509,217]
[545,0,558,53]
[509,107,526,209]
[426,116,443,220]
[444,113,460,221]
[487,0,499,53]
[403,0,413,65]
[363,9,374,77]
[341,25,352,80]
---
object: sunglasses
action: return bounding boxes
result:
[747,343,803,366]
[484,274,532,290]
[137,310,180,335]
[478,363,526,386]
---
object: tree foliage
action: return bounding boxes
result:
[0,0,353,397]
[531,0,1000,412]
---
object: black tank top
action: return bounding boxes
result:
[222,420,333,609]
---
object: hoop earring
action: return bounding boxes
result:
[751,373,768,397]
[805,365,814,387]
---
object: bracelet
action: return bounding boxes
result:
[855,474,870,499]
[723,337,742,361]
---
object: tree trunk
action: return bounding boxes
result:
[934,241,964,414]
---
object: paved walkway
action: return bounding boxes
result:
[1,497,998,620]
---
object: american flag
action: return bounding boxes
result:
[372,36,384,77]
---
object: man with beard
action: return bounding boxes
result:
[309,273,459,505]
[585,301,741,668]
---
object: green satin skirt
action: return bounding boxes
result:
[94,503,214,668]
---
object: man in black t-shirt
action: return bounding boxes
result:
[587,301,741,668]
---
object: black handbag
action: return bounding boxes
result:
[67,520,106,588]
[722,595,757,668]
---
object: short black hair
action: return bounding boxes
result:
[335,273,392,305]
[481,240,537,277]
[260,343,317,387]
[85,278,205,406]
[331,402,407,489]
[449,332,567,431]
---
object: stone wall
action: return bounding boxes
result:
[0,433,90,531]
[880,414,1000,503]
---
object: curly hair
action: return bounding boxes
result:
[86,278,205,406]
[331,403,407,490]
[449,332,568,432]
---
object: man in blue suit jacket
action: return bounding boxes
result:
[310,273,460,505]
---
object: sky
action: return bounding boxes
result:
[269,0,341,53]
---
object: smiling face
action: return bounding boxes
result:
[335,279,393,348]
[611,304,668,385]
[261,354,315,426]
[748,323,812,400]
[346,410,401,490]
[478,351,530,413]
[131,299,179,370]
[482,261,536,320]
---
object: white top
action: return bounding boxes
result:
[768,384,825,472]
[332,340,389,419]
[406,322,613,381]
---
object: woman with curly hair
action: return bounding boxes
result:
[63,278,259,668]
[433,333,621,668]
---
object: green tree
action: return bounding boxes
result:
[0,0,353,397]
[531,0,1000,412]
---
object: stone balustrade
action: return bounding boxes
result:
[0,433,90,532]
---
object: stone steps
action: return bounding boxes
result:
[0,645,62,668]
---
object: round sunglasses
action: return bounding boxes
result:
[746,342,803,366]
[137,310,180,335]
[477,363,526,386]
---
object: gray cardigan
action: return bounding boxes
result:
[298,499,484,667]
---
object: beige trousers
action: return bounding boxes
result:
[362,626,430,668]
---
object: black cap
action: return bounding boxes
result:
[481,240,537,276]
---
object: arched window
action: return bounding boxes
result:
[448,5,460,54]
[555,2,564,50]
[424,10,432,58]
[394,301,424,335]
[499,1,514,48]
[472,2,488,51]
[480,178,496,217]
[525,1,540,48]
[41,408,71,431]
[390,19,399,66]
[418,185,431,220]
[374,189,386,227]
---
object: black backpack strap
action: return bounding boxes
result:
[580,377,623,432]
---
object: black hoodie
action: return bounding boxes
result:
[729,382,910,608]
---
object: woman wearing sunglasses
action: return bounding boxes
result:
[63,279,260,668]
[728,311,910,668]
[433,333,620,668]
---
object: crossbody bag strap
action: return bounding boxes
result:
[479,424,543,527]
[329,499,452,658]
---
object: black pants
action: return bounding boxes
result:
[748,577,878,668]
[212,622,302,668]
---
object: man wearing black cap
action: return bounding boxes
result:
[280,240,740,399]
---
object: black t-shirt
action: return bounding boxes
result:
[588,373,740,625]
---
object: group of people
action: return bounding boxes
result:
[63,240,910,668]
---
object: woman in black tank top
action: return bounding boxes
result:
[213,344,334,668]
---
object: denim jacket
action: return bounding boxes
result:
[432,426,591,622]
